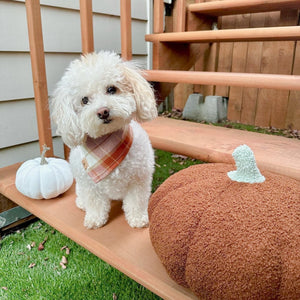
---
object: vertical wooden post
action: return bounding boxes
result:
[25,0,53,156]
[173,0,189,110]
[286,41,300,129]
[173,0,186,32]
[80,0,94,54]
[120,0,132,60]
[153,0,164,70]
[60,0,94,159]
[153,0,164,33]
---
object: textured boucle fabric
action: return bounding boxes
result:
[227,144,265,183]
[149,163,300,299]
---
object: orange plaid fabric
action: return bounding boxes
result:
[80,125,133,183]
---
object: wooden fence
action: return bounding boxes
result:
[175,0,300,130]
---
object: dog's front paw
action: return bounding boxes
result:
[84,213,108,229]
[126,213,149,228]
[76,197,86,211]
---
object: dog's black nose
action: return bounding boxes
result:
[97,107,110,120]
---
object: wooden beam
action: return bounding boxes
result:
[0,194,17,214]
[151,0,215,101]
[64,0,94,160]
[173,0,186,32]
[120,0,132,60]
[153,0,164,33]
[189,0,300,16]
[80,0,94,54]
[286,42,300,129]
[142,117,300,181]
[25,0,53,156]
[146,26,300,43]
[152,0,165,71]
[145,70,300,91]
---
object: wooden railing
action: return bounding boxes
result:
[145,70,300,91]
[148,0,300,129]
[189,0,300,16]
[120,0,132,60]
[25,0,53,156]
[146,26,300,43]
[79,0,94,53]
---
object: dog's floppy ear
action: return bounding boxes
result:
[122,61,157,122]
[51,85,85,148]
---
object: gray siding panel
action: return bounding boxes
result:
[0,138,64,167]
[0,52,79,101]
[0,53,33,101]
[0,0,149,167]
[12,0,148,20]
[0,99,38,148]
[0,2,147,54]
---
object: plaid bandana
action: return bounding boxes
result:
[80,125,133,183]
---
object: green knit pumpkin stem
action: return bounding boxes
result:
[40,144,50,165]
[227,144,265,183]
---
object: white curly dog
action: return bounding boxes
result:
[51,51,157,229]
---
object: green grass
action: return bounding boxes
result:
[0,222,159,300]
[0,150,202,300]
[162,110,299,139]
[152,150,203,192]
[212,120,293,137]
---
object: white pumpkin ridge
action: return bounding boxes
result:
[15,145,73,199]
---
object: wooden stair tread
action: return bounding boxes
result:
[145,70,300,91]
[189,0,300,16]
[145,26,300,43]
[1,118,299,299]
[142,117,300,181]
[0,163,196,300]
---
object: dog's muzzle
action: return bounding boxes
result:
[97,107,111,123]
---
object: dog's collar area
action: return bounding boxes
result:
[80,125,133,183]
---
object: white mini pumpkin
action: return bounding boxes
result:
[15,145,73,199]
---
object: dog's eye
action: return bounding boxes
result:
[106,86,117,95]
[81,97,89,105]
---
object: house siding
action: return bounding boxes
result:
[0,0,149,167]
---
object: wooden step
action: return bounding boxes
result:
[142,117,300,182]
[0,162,197,300]
[0,118,299,299]
[145,26,300,43]
[145,70,300,91]
[189,0,300,16]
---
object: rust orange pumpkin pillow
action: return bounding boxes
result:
[149,145,300,299]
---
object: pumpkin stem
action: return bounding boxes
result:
[40,144,50,165]
[227,144,265,183]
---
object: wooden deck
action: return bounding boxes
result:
[0,117,299,299]
[145,26,300,43]
[188,0,300,16]
[142,117,300,181]
[0,162,196,300]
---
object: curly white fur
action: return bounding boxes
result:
[51,51,157,229]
